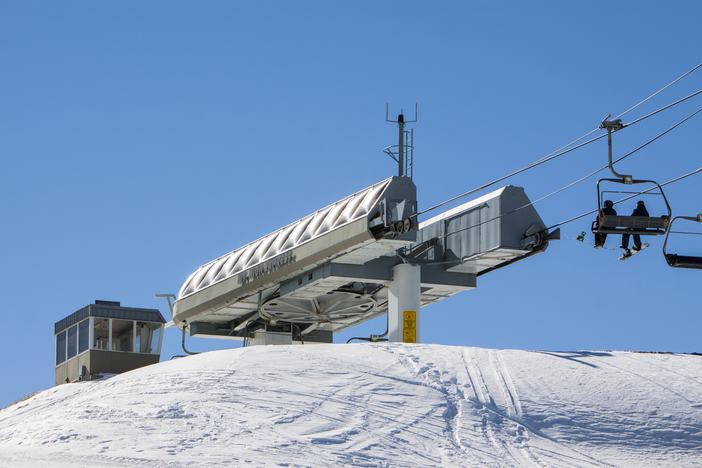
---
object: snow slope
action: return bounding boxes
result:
[1,344,701,467]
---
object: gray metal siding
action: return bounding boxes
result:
[54,306,90,335]
[55,305,166,334]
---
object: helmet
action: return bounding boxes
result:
[637,200,645,205]
[604,200,614,208]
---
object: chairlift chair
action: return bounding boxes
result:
[662,214,702,269]
[593,178,672,236]
[591,115,672,237]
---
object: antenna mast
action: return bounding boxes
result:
[384,104,417,178]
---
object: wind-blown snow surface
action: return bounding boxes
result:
[1,344,702,467]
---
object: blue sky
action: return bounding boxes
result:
[2,1,702,408]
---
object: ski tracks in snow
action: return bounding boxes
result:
[393,346,613,468]
[462,348,543,467]
[392,345,541,467]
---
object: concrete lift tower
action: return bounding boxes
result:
[160,109,559,347]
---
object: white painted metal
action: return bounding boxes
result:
[176,178,393,301]
[388,263,421,343]
[156,324,164,354]
[173,176,418,332]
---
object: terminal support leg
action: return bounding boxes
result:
[388,263,421,343]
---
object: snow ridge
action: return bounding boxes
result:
[1,344,701,467]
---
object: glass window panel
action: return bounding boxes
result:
[150,326,162,354]
[136,322,162,354]
[111,320,134,352]
[93,318,109,350]
[67,325,78,360]
[56,331,66,365]
[78,320,89,354]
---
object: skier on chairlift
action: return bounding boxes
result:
[594,200,617,248]
[621,200,649,254]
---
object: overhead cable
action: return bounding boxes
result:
[668,231,702,236]
[419,69,702,219]
[619,106,702,163]
[614,62,702,120]
[418,131,606,216]
[545,110,702,230]
[436,106,702,239]
[546,166,702,231]
[623,88,702,128]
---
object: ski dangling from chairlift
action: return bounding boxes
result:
[662,214,702,269]
[591,115,672,238]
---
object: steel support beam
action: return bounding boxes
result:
[388,263,421,343]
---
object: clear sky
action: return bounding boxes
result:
[2,1,702,408]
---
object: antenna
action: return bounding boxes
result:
[384,104,417,178]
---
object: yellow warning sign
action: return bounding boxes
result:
[403,311,416,343]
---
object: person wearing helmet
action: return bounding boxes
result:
[594,200,617,248]
[621,200,649,252]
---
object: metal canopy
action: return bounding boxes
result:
[172,176,418,335]
[55,302,166,335]
[171,179,556,343]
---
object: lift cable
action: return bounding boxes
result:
[417,73,702,219]
[418,89,702,219]
[433,106,702,240]
[614,62,702,120]
[617,106,702,168]
[668,231,702,236]
[622,88,702,129]
[418,131,606,217]
[546,165,702,232]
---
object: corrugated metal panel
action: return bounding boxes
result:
[55,305,166,335]
[54,306,90,335]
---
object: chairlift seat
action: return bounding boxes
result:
[662,215,702,269]
[595,214,670,235]
[665,254,702,269]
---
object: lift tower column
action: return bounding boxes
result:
[388,263,421,343]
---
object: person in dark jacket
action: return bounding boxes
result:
[621,200,649,252]
[594,200,617,248]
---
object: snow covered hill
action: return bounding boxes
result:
[1,344,701,467]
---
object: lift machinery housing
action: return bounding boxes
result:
[168,175,558,345]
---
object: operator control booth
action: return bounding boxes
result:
[54,300,166,385]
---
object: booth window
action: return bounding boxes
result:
[150,325,162,354]
[111,320,134,352]
[67,325,78,360]
[78,320,89,354]
[56,331,67,365]
[136,322,162,354]
[93,318,109,350]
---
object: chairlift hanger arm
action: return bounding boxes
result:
[599,115,632,183]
